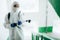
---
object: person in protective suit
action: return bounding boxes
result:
[4,1,31,40]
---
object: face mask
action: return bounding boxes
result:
[12,7,19,12]
[12,2,20,12]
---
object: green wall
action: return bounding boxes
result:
[49,0,60,17]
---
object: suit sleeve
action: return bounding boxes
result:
[4,14,11,29]
[18,11,25,22]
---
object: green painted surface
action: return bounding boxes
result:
[36,35,39,40]
[32,34,34,40]
[49,0,60,17]
[32,34,51,40]
[39,26,53,33]
[41,35,44,40]
[44,37,51,40]
[32,34,39,40]
[7,37,9,40]
[39,27,46,33]
[47,27,53,32]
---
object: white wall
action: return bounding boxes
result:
[0,0,9,40]
[7,0,39,12]
[39,0,47,27]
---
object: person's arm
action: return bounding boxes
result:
[17,12,31,26]
[17,11,23,26]
[4,13,17,28]
[4,14,11,29]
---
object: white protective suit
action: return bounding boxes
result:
[4,1,31,40]
[4,10,25,40]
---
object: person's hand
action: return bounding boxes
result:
[11,23,17,27]
[18,21,22,25]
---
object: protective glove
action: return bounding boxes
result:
[18,21,22,25]
[11,23,17,27]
